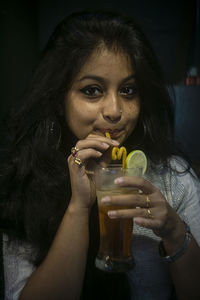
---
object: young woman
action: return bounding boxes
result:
[1,11,200,300]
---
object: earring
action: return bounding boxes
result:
[46,119,61,150]
[143,121,147,136]
[120,109,122,114]
[50,121,55,133]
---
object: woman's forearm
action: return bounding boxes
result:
[19,203,90,300]
[169,236,200,300]
[163,221,200,300]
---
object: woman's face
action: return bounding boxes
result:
[65,47,140,145]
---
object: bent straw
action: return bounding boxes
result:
[105,132,127,168]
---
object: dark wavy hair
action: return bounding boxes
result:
[0,10,183,299]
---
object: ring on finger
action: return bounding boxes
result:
[74,157,84,167]
[71,146,79,157]
[147,208,154,219]
[146,195,151,208]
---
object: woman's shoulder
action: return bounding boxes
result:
[146,155,200,208]
[148,156,200,243]
[3,234,36,300]
[167,155,191,173]
[148,155,198,180]
[3,233,36,262]
[167,156,200,190]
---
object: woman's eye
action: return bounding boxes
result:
[120,86,137,97]
[80,86,102,97]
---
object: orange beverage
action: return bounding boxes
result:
[94,165,142,272]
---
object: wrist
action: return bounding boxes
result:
[159,222,191,263]
[67,201,91,217]
[162,218,186,253]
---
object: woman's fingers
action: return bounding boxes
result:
[107,207,149,219]
[99,178,168,231]
[76,136,119,151]
[69,135,119,165]
[114,176,157,194]
[68,134,119,170]
[133,216,162,229]
[107,206,163,229]
[76,140,109,152]
[101,193,152,208]
[86,133,119,145]
[75,148,103,160]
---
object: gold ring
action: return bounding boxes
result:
[74,157,83,167]
[146,195,151,208]
[147,208,154,219]
[71,146,79,157]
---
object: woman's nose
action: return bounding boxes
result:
[102,94,122,123]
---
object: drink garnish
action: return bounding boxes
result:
[125,150,147,175]
[105,132,147,174]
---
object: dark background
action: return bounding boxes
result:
[1,0,200,166]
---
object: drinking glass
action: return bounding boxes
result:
[94,164,142,272]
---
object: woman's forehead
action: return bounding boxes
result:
[74,46,133,80]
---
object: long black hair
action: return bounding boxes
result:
[0,10,185,299]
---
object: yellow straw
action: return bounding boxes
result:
[105,132,111,139]
[105,132,127,168]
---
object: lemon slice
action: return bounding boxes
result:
[125,150,147,175]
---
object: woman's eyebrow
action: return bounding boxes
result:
[78,75,105,85]
[78,74,136,84]
[120,74,136,84]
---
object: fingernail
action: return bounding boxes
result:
[96,151,102,157]
[134,217,143,225]
[112,140,120,146]
[102,143,110,149]
[108,211,117,218]
[114,177,123,184]
[101,196,110,204]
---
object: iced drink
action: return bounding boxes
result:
[94,165,142,272]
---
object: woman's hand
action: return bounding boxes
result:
[101,176,185,242]
[67,133,119,211]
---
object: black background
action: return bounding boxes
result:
[1,0,200,163]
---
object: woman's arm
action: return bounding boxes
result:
[19,134,117,300]
[160,168,200,300]
[162,219,200,300]
[19,203,90,300]
[103,174,200,300]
